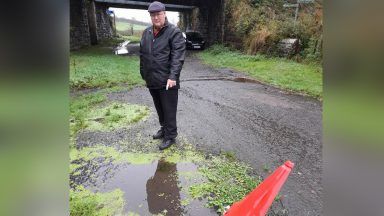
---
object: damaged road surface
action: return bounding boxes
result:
[74,50,322,215]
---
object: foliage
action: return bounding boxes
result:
[225,0,322,61]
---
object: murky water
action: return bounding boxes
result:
[79,158,217,215]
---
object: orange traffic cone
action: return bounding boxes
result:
[224,161,294,216]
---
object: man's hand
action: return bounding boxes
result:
[166,79,176,90]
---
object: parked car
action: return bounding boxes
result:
[184,31,205,50]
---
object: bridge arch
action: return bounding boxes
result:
[70,0,226,50]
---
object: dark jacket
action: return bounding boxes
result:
[140,20,186,89]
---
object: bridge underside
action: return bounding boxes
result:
[95,0,196,11]
[70,0,225,50]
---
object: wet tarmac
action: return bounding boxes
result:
[75,48,322,215]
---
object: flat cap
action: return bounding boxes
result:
[148,1,165,12]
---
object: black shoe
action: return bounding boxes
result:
[159,139,175,150]
[152,129,164,139]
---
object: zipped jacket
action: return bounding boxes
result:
[140,20,186,89]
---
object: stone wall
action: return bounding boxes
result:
[70,0,90,50]
[95,3,114,40]
[70,0,114,50]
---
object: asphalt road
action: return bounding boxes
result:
[86,48,322,215]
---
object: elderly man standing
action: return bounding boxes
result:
[140,1,186,150]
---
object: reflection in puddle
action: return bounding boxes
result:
[147,158,182,215]
[81,158,217,215]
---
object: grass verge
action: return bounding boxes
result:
[197,45,322,98]
[70,42,144,89]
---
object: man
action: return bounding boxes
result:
[140,1,186,150]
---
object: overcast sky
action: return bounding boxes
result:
[109,8,180,25]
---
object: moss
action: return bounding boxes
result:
[70,186,125,216]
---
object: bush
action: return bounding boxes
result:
[225,0,322,60]
[206,44,233,55]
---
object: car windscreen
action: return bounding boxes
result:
[186,32,203,41]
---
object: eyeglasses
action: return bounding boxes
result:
[150,12,164,18]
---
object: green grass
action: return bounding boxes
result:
[70,44,144,89]
[116,21,148,31]
[198,45,323,98]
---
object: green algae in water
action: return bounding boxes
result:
[70,145,159,174]
[86,102,149,131]
[70,144,203,174]
[70,186,125,216]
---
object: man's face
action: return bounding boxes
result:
[150,11,166,29]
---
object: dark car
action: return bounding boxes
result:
[184,31,205,50]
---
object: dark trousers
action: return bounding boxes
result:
[149,89,178,140]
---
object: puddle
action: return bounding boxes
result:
[79,158,217,215]
[232,77,259,83]
[114,40,130,55]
